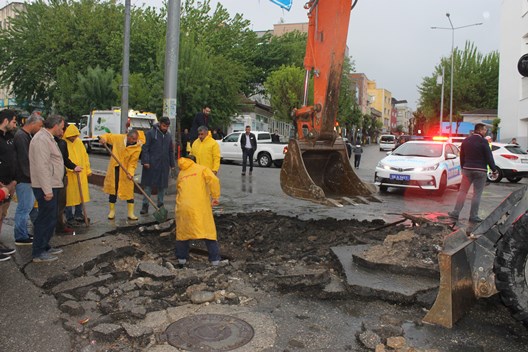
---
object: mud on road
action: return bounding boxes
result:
[52,211,528,351]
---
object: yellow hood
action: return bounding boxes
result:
[64,124,80,139]
[178,157,195,171]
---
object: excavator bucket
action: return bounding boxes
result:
[280,138,376,206]
[423,185,528,328]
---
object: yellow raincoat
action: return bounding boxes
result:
[190,133,221,173]
[176,157,220,241]
[64,125,92,206]
[101,133,142,200]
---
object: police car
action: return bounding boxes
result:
[374,140,462,195]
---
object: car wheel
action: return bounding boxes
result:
[258,152,272,167]
[435,172,447,196]
[487,167,503,183]
[507,176,523,183]
[273,160,283,168]
[494,212,528,327]
[379,185,388,193]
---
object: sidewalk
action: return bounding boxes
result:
[0,183,161,352]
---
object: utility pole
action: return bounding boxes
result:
[120,0,131,134]
[163,0,181,139]
[438,65,444,134]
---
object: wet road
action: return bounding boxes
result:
[89,144,527,223]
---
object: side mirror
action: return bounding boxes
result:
[386,151,392,156]
[446,153,457,160]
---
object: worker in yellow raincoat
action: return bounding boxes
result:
[190,126,220,174]
[63,124,92,223]
[175,155,221,266]
[99,130,142,221]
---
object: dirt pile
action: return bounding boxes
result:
[52,211,453,351]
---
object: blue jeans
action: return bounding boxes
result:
[452,169,487,221]
[242,148,255,173]
[32,188,59,257]
[175,240,220,262]
[65,205,83,221]
[142,186,165,207]
[14,183,35,241]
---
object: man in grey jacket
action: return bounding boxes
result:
[13,112,44,246]
[29,115,65,262]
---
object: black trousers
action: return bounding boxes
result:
[242,148,255,172]
[109,166,134,204]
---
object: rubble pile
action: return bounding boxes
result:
[39,211,455,350]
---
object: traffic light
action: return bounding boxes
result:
[518,53,528,77]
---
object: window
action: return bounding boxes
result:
[224,133,240,142]
[258,133,270,140]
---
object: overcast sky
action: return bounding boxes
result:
[144,0,501,110]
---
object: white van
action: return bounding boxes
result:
[379,134,396,151]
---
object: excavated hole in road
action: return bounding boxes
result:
[53,211,451,351]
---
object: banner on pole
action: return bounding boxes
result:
[269,0,292,11]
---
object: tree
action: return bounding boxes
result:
[491,117,501,142]
[0,0,166,114]
[264,65,307,121]
[418,42,499,125]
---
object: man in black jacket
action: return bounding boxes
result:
[449,123,498,223]
[240,125,257,176]
[189,105,211,144]
[55,124,81,233]
[0,109,18,261]
[13,112,44,245]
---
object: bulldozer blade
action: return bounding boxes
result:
[422,229,476,328]
[280,138,374,206]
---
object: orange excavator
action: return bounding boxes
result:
[280,0,376,206]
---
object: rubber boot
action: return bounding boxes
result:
[108,203,115,220]
[127,203,138,221]
[140,203,148,215]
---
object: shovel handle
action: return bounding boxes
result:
[102,142,160,211]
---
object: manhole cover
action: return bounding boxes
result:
[166,314,255,351]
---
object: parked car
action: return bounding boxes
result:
[487,143,528,183]
[395,135,425,149]
[379,134,396,151]
[217,131,288,167]
[374,141,462,195]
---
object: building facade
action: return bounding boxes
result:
[498,0,528,148]
[349,73,369,114]
[367,80,392,133]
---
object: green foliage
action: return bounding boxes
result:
[418,42,499,124]
[491,117,501,141]
[0,0,165,114]
[264,65,307,121]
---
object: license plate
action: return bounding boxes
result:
[390,174,410,181]
[522,159,528,164]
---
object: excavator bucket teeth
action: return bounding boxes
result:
[280,139,374,205]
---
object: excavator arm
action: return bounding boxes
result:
[280,0,376,206]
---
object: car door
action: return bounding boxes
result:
[445,144,462,185]
[219,133,241,160]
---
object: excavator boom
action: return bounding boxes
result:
[280,0,375,206]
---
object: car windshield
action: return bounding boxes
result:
[505,145,528,155]
[380,136,395,142]
[392,143,443,157]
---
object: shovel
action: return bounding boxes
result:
[103,143,168,223]
[75,172,90,227]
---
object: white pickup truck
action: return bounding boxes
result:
[217,131,288,167]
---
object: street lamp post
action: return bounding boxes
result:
[431,13,482,138]
[437,66,444,134]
